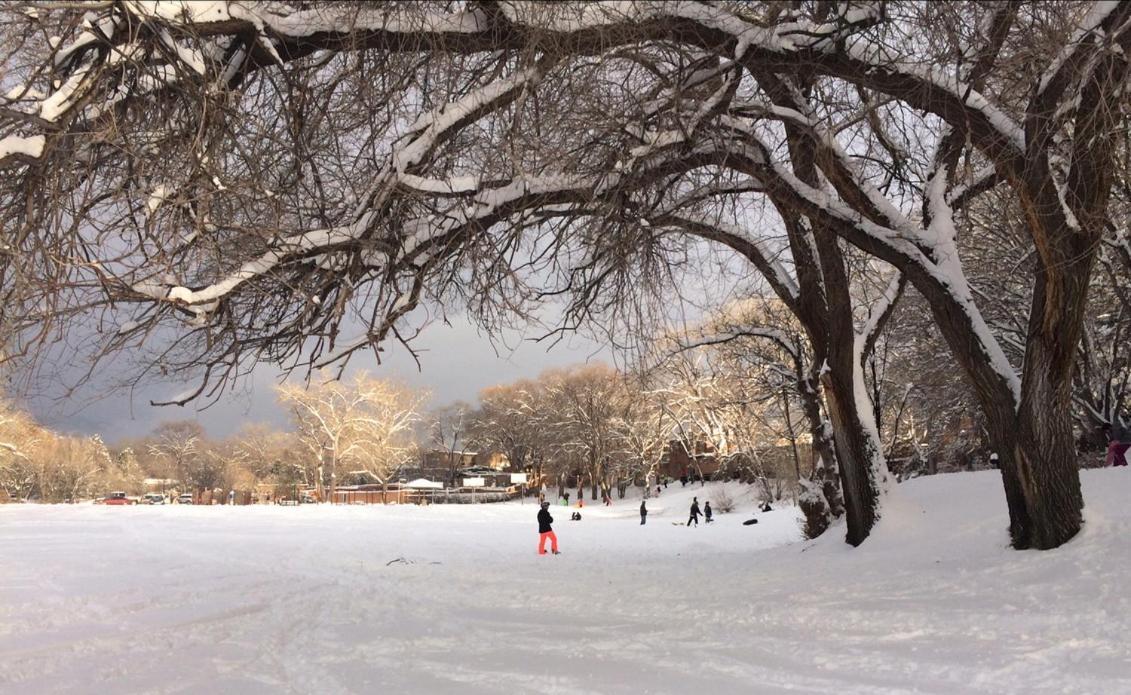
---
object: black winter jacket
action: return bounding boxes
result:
[538,508,554,533]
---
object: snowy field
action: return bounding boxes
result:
[2,472,1130,695]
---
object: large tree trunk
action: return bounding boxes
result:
[822,371,883,546]
[1010,260,1090,548]
[915,252,1088,549]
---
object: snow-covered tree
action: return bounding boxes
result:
[4,2,1129,548]
[277,372,425,497]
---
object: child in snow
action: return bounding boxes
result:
[639,500,647,525]
[688,497,701,527]
[538,502,560,555]
[1105,422,1130,467]
[704,501,713,524]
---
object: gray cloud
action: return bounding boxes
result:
[22,316,612,444]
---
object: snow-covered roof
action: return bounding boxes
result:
[404,478,444,489]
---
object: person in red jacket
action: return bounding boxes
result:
[538,502,560,555]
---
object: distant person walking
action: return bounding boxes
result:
[1105,421,1130,467]
[640,500,648,525]
[704,501,713,524]
[688,497,701,527]
[538,502,560,555]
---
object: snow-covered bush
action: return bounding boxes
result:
[713,488,735,514]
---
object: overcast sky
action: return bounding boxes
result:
[21,314,614,445]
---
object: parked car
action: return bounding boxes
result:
[102,491,134,506]
[177,493,194,505]
[142,493,166,505]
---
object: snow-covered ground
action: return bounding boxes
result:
[2,471,1130,694]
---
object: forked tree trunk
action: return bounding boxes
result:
[915,244,1090,550]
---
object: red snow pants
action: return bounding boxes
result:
[538,531,558,554]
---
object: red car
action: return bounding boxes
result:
[101,491,135,505]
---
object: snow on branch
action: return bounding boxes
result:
[669,2,1026,165]
[0,134,45,167]
[857,272,906,364]
[1035,2,1127,107]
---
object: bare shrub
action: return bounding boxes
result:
[713,487,735,514]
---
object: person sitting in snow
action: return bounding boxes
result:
[704,501,713,524]
[538,502,560,555]
[688,497,701,527]
[571,511,582,521]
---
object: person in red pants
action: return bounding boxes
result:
[1105,421,1130,467]
[538,501,560,555]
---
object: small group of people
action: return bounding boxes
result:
[541,493,721,554]
[686,496,712,526]
[636,496,713,526]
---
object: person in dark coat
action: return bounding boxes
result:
[639,500,648,525]
[704,501,713,524]
[688,497,701,527]
[538,502,560,555]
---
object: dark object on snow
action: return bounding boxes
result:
[743,518,759,526]
[759,501,773,513]
[704,501,713,523]
[571,511,582,521]
[639,500,647,525]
